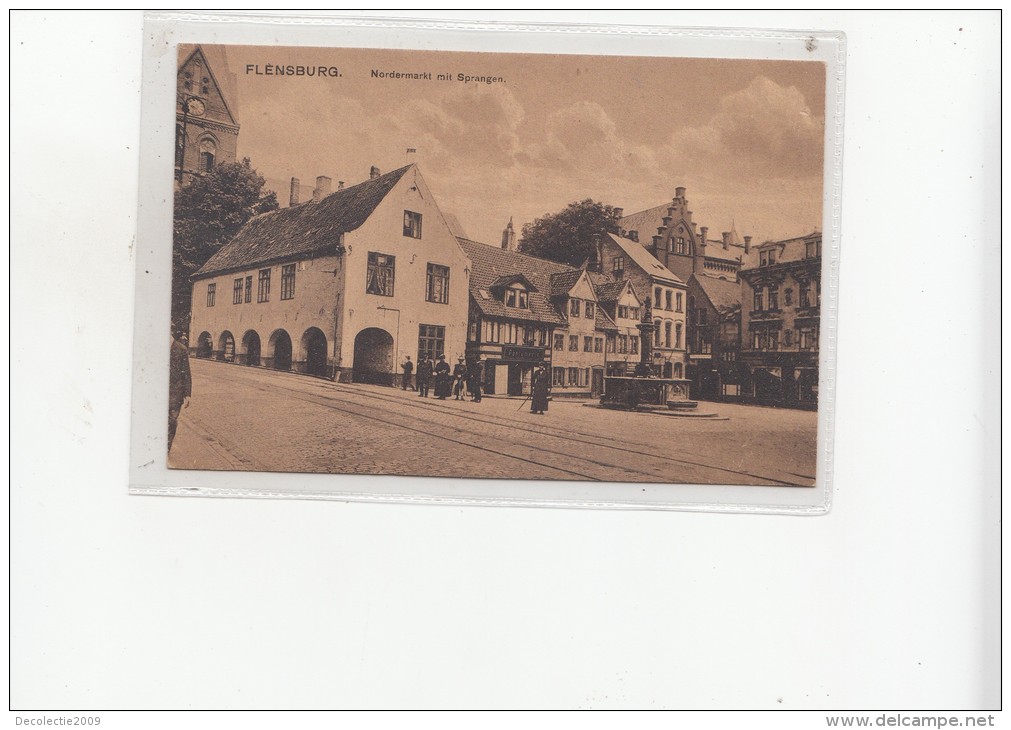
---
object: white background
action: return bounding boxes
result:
[9,9,1001,715]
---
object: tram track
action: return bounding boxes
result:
[203,363,809,487]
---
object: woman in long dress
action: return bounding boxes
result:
[530,365,550,414]
[433,355,452,399]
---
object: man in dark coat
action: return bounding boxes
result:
[530,364,550,414]
[416,354,433,397]
[433,354,452,399]
[168,334,192,452]
[452,356,468,400]
[469,359,484,402]
[401,355,414,390]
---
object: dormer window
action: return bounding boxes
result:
[584,302,595,319]
[569,299,581,317]
[760,249,777,266]
[806,239,821,258]
[505,287,528,309]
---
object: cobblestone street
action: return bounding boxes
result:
[169,359,817,486]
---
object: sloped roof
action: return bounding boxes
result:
[549,270,584,298]
[606,233,684,285]
[457,238,572,326]
[693,274,743,314]
[196,165,412,277]
[593,280,628,303]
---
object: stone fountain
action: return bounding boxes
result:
[600,297,693,411]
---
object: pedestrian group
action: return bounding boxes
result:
[402,354,550,413]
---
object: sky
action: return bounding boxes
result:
[207,44,825,247]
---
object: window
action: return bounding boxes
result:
[584,301,595,319]
[281,263,296,300]
[594,337,603,353]
[426,263,450,304]
[618,335,628,354]
[569,299,581,317]
[403,210,422,239]
[785,329,794,347]
[605,336,614,353]
[505,287,528,309]
[760,249,777,266]
[754,289,763,311]
[675,236,687,255]
[769,330,780,351]
[697,309,708,325]
[418,324,445,362]
[568,335,579,352]
[199,138,215,172]
[654,288,662,309]
[257,269,271,302]
[630,337,639,355]
[799,281,811,308]
[653,319,661,347]
[584,336,593,352]
[768,286,778,311]
[484,320,501,343]
[676,293,683,312]
[206,283,216,307]
[664,321,672,348]
[552,368,565,387]
[613,256,625,273]
[665,291,673,310]
[630,307,640,320]
[617,306,627,319]
[366,252,395,297]
[806,240,821,258]
[553,333,564,351]
[675,323,682,349]
[784,288,793,306]
[244,276,252,303]
[233,278,243,305]
[799,327,818,350]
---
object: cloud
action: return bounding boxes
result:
[665,76,824,179]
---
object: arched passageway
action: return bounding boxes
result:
[241,330,261,367]
[217,331,235,362]
[353,328,394,385]
[268,329,293,371]
[195,331,213,359]
[300,328,329,378]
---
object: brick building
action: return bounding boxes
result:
[738,231,822,407]
[188,164,471,385]
[176,45,239,186]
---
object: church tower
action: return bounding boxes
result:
[500,217,517,252]
[175,45,240,187]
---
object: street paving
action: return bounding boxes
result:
[169,359,818,486]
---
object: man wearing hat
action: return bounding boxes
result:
[433,354,452,399]
[452,356,469,400]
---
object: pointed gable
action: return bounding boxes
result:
[177,45,239,129]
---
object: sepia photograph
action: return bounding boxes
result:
[167,43,829,487]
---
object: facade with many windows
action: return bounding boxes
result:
[737,231,822,407]
[188,164,470,384]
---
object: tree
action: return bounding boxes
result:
[172,158,279,335]
[518,199,622,267]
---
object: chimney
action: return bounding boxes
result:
[629,230,638,243]
[289,177,300,206]
[312,175,332,202]
[500,217,517,252]
[722,231,731,250]
[695,226,709,274]
[744,235,752,254]
[613,207,624,218]
[369,165,381,180]
[675,186,686,199]
[338,180,345,191]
